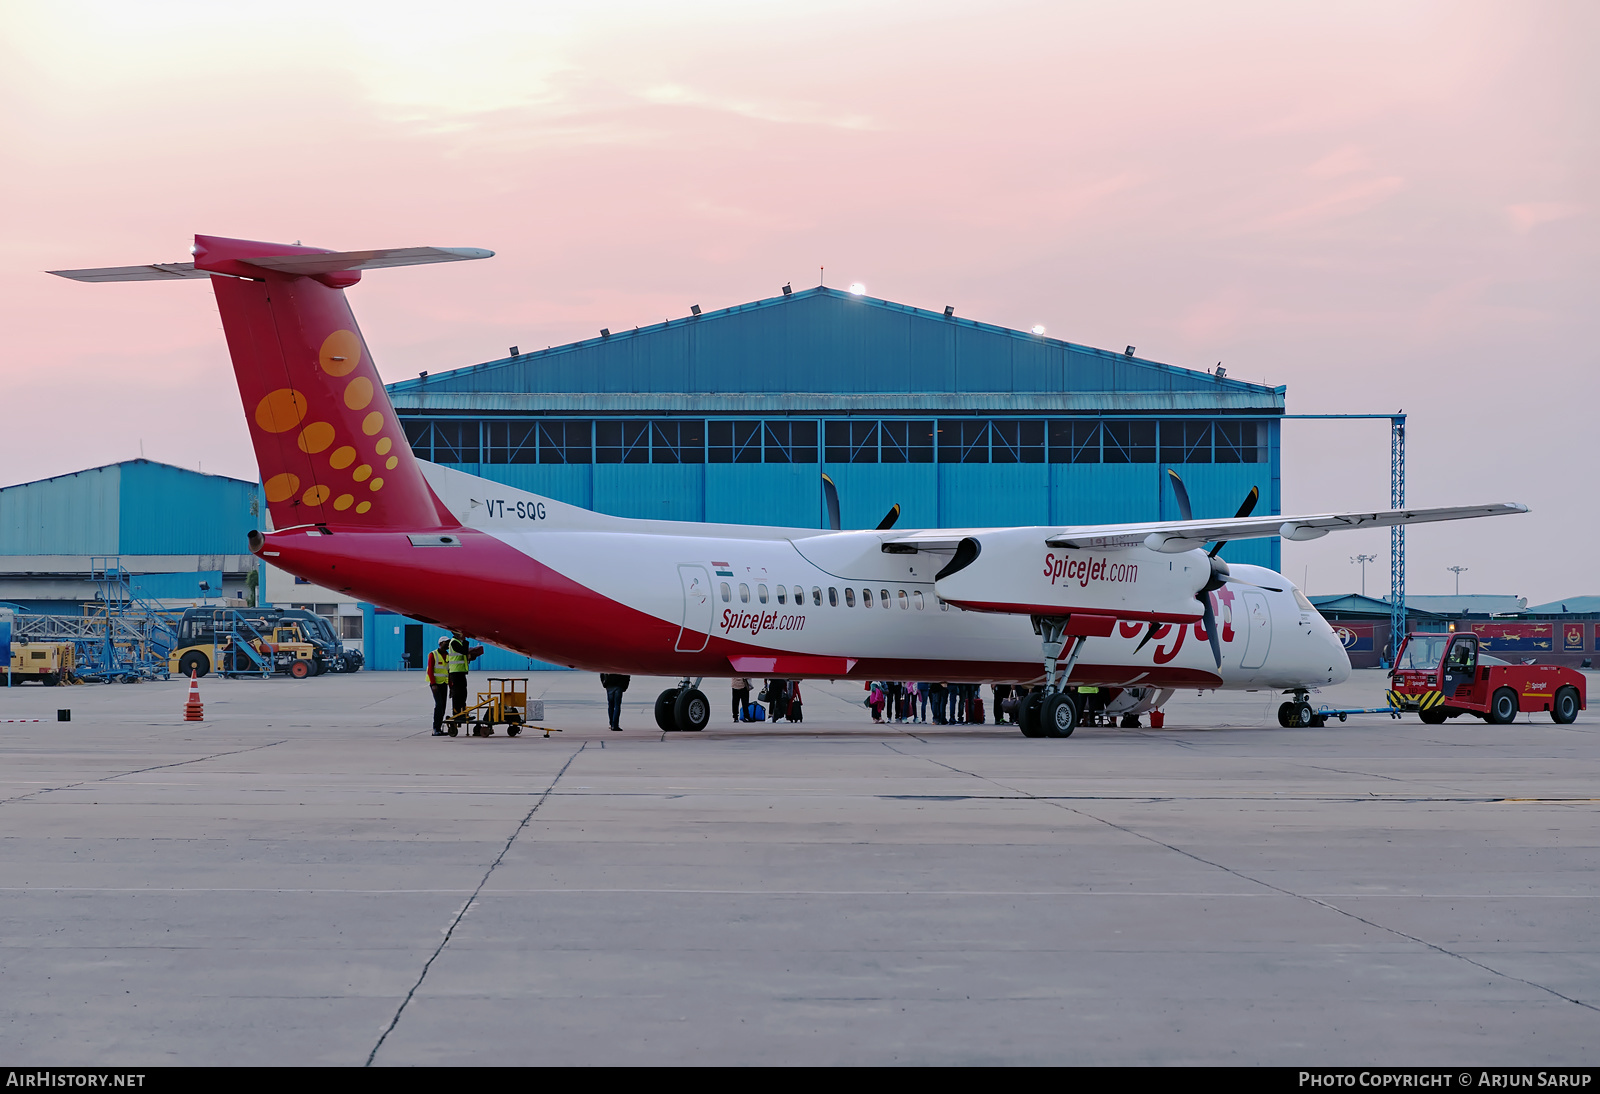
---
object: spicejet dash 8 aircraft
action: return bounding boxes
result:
[52,236,1529,738]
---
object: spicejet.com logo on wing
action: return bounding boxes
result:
[720,609,807,636]
[1043,552,1138,588]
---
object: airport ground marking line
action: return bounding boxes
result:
[0,740,286,807]
[5,885,1599,898]
[884,741,1600,1015]
[366,740,587,1068]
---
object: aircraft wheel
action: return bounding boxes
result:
[289,660,311,680]
[1289,701,1314,728]
[1276,702,1295,727]
[674,688,710,732]
[1551,686,1579,725]
[1018,691,1045,738]
[1041,692,1079,739]
[1119,715,1140,729]
[1486,688,1519,726]
[1419,707,1447,725]
[655,689,680,731]
[178,651,210,679]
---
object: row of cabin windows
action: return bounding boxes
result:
[719,582,950,612]
[401,418,1269,466]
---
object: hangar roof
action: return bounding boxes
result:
[389,286,1285,415]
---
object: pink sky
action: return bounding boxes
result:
[1,0,1594,602]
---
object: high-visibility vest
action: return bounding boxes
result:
[446,643,469,675]
[427,650,449,684]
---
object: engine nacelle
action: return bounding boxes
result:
[932,528,1210,623]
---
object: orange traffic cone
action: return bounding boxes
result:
[184,669,204,722]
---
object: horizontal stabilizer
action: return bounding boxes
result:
[49,245,492,283]
[244,246,493,275]
[48,262,212,282]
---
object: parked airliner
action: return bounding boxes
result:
[52,237,1527,737]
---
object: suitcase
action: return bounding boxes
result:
[788,700,802,723]
[968,697,984,723]
[749,702,766,722]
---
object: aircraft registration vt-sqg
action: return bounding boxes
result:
[52,237,1528,738]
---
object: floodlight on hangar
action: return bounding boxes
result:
[781,283,792,296]
[943,305,954,317]
[1125,345,1136,357]
[690,305,701,316]
[600,328,611,338]
[510,345,519,356]
[1031,324,1046,335]
[848,283,865,295]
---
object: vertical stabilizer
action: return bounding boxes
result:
[197,235,463,532]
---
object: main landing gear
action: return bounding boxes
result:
[1019,617,1086,740]
[1276,691,1322,728]
[655,678,710,732]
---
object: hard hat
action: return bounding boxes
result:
[438,636,450,646]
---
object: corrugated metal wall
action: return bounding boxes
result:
[118,461,259,555]
[0,461,259,558]
[0,464,122,554]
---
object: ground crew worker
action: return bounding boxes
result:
[446,630,484,729]
[427,636,451,735]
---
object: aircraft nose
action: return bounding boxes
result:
[1326,629,1352,685]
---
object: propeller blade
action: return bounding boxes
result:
[1166,469,1194,523]
[1207,485,1262,558]
[876,503,901,531]
[1132,621,1160,655]
[821,473,841,531]
[1201,595,1223,668]
[1228,576,1283,593]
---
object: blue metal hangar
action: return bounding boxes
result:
[387,286,1287,570]
[0,460,258,611]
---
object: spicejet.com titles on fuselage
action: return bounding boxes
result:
[1043,552,1138,588]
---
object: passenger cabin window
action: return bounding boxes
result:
[844,588,855,607]
[739,583,750,604]
[913,590,924,610]
[898,590,908,609]
[720,582,731,603]
[938,598,950,612]
[862,588,873,607]
[814,587,824,606]
[776,586,786,605]
[758,584,769,604]
[880,589,890,609]
[794,586,804,605]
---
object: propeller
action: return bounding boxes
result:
[821,473,841,531]
[1147,471,1280,667]
[876,503,901,531]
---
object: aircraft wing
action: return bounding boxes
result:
[881,502,1528,554]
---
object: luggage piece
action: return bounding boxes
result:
[750,702,766,722]
[788,700,803,723]
[969,697,984,723]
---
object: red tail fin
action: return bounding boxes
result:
[194,235,468,532]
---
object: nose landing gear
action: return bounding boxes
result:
[1276,691,1321,728]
